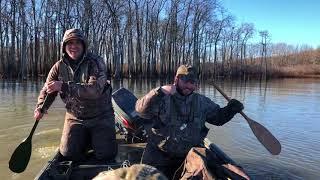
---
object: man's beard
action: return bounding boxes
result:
[176,85,193,96]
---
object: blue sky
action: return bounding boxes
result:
[222,0,320,48]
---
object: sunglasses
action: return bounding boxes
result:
[180,76,198,84]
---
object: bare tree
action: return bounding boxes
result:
[133,0,143,76]
[259,30,270,79]
[19,0,27,79]
[104,0,123,79]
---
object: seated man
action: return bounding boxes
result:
[135,64,244,178]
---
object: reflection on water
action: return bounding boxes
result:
[35,146,58,159]
[1,78,319,180]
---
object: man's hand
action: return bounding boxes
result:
[46,81,63,94]
[161,85,176,95]
[227,99,244,113]
[33,107,47,121]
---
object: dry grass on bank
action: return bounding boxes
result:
[271,64,320,78]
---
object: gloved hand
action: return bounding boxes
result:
[227,99,244,114]
[217,99,244,124]
[216,99,244,124]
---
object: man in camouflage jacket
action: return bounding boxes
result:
[34,28,117,161]
[135,64,244,178]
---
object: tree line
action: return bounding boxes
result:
[0,0,318,80]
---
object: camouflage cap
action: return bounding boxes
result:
[176,64,198,82]
[93,164,168,180]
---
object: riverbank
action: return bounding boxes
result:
[1,64,320,81]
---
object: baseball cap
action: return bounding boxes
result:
[176,64,198,82]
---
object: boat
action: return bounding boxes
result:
[35,88,249,180]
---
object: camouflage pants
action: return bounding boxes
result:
[59,112,118,161]
[141,142,184,179]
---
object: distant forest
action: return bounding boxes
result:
[0,0,319,80]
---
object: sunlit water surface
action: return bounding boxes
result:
[1,78,319,180]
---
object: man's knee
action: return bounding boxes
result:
[59,145,85,161]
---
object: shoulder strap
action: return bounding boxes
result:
[58,60,71,81]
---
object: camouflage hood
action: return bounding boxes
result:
[61,28,87,58]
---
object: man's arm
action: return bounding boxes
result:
[135,87,165,119]
[204,96,244,126]
[36,62,59,109]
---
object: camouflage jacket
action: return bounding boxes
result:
[36,53,113,119]
[135,87,234,157]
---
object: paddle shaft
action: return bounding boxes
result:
[211,82,281,155]
[27,94,53,136]
[26,120,39,141]
[27,93,55,139]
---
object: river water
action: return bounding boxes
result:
[1,78,319,180]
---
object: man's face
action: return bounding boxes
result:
[176,77,197,96]
[65,39,84,60]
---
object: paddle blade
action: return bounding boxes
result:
[9,139,32,173]
[246,116,281,155]
[211,82,281,155]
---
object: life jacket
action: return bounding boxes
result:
[150,93,207,158]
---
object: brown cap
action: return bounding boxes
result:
[176,64,198,82]
[92,164,168,180]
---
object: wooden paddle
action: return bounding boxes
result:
[9,94,54,173]
[211,82,281,155]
